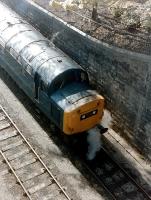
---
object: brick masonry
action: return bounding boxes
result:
[3,0,151,159]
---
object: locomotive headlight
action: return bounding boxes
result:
[92,110,96,115]
[81,115,86,119]
[80,109,98,121]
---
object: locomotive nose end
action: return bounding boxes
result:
[63,94,104,135]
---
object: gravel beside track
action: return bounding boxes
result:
[0,105,71,200]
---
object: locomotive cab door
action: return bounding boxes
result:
[34,72,40,101]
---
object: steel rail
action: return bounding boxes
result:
[82,139,151,200]
[0,105,71,200]
[82,147,151,200]
[82,161,117,200]
[101,145,151,200]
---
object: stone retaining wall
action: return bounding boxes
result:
[3,0,151,158]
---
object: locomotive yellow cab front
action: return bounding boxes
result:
[63,90,104,135]
[55,81,104,135]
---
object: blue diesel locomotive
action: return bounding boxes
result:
[0,2,105,134]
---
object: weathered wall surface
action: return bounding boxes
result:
[3,0,151,158]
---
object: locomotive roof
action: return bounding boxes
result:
[0,3,83,85]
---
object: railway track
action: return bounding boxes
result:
[0,102,150,200]
[0,105,71,200]
[83,146,151,200]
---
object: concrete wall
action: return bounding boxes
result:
[3,0,151,158]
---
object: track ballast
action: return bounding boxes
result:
[0,105,71,200]
[83,145,151,200]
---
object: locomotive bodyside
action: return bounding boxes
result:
[0,2,104,134]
